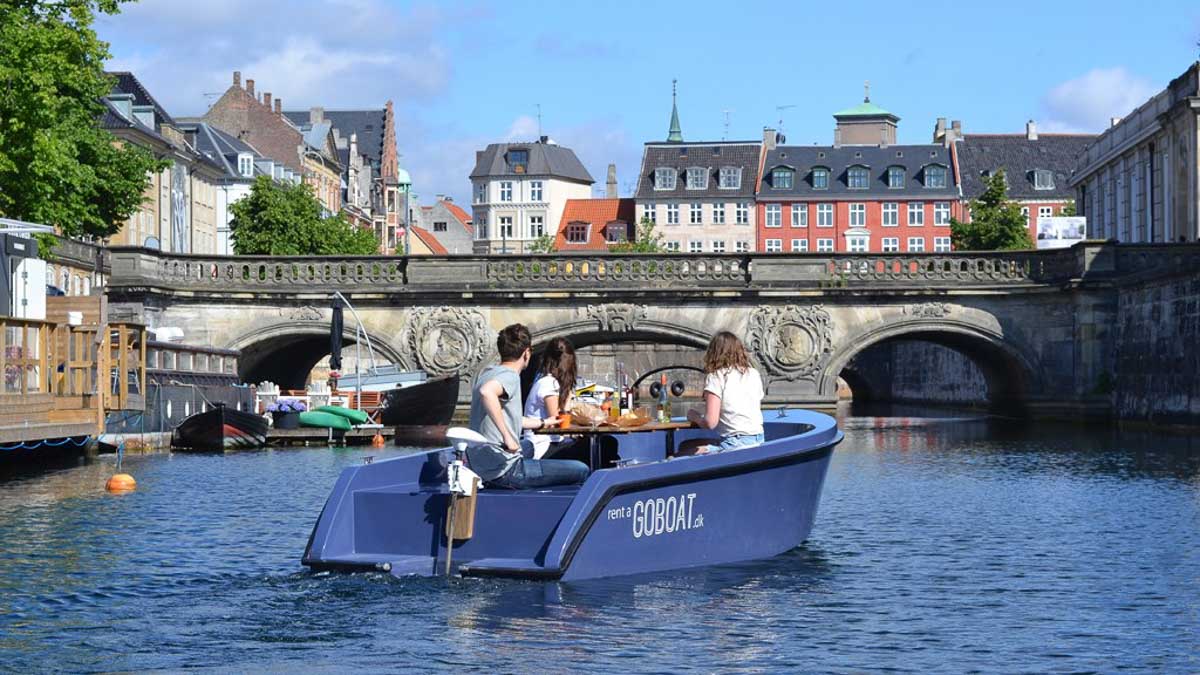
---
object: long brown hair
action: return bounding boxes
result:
[540,337,577,407]
[702,331,751,374]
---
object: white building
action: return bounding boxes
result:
[469,137,594,253]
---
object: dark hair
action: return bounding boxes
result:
[539,337,577,409]
[702,331,751,374]
[496,323,532,361]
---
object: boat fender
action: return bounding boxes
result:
[371,432,385,448]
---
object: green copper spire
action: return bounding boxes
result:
[667,79,683,143]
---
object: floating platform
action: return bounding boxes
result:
[266,426,394,447]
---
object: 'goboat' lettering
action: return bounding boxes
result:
[632,493,699,539]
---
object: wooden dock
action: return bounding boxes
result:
[265,425,394,447]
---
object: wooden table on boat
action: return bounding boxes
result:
[537,421,696,469]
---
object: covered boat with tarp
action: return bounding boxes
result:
[302,409,841,581]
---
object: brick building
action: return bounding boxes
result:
[755,96,962,253]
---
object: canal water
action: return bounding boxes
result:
[1,404,1197,672]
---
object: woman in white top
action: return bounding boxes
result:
[522,337,579,459]
[681,331,764,454]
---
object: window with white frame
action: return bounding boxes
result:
[907,236,925,252]
[667,203,679,224]
[642,204,656,223]
[1033,169,1054,190]
[887,166,905,189]
[792,239,807,252]
[475,182,486,203]
[924,165,948,188]
[689,240,703,253]
[690,203,703,225]
[666,240,681,251]
[882,202,899,226]
[736,202,749,224]
[882,237,899,252]
[476,216,489,239]
[719,167,742,189]
[908,202,925,226]
[499,215,514,238]
[792,204,807,227]
[934,236,951,252]
[847,166,870,189]
[655,168,677,190]
[530,180,543,201]
[1038,206,1053,220]
[817,203,834,227]
[565,222,588,243]
[529,215,544,238]
[686,167,708,190]
[846,235,869,252]
[735,240,749,253]
[765,204,782,227]
[849,203,866,227]
[606,222,628,243]
[934,201,951,225]
[713,202,726,224]
[500,181,513,201]
[816,238,834,252]
[811,167,830,190]
[772,168,794,189]
[765,238,783,252]
[711,240,726,253]
[238,154,254,177]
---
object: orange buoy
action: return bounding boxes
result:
[371,432,385,448]
[106,473,137,492]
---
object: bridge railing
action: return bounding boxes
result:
[105,242,1189,294]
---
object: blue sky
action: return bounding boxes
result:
[98,0,1200,204]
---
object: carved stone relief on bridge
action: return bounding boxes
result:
[399,307,492,377]
[904,302,952,319]
[585,303,647,333]
[277,306,323,322]
[748,305,833,381]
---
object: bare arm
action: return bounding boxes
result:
[687,391,722,429]
[478,379,520,452]
[543,393,561,418]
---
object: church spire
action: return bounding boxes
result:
[667,79,683,143]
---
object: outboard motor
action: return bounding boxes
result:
[442,427,485,575]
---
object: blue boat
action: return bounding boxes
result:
[302,409,841,581]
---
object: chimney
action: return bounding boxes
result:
[233,71,241,88]
[833,126,842,148]
[934,117,946,142]
[1026,119,1038,141]
[246,79,255,96]
[436,194,445,202]
[1110,116,1122,128]
[262,92,272,108]
[762,127,778,152]
[274,98,281,115]
[606,163,617,198]
[880,127,889,148]
[310,106,324,124]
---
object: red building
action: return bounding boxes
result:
[554,198,636,251]
[755,97,966,253]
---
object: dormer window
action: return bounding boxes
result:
[718,167,742,189]
[771,167,794,189]
[605,221,629,243]
[565,222,589,244]
[237,153,254,178]
[811,167,830,190]
[654,167,677,190]
[506,149,529,173]
[887,166,905,189]
[847,165,870,189]
[686,167,708,190]
[924,165,948,188]
[1033,169,1055,190]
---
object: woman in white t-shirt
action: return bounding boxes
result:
[523,337,579,459]
[681,331,764,454]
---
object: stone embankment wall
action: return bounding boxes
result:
[1114,274,1200,425]
[845,341,989,407]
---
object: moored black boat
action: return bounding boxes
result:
[172,404,268,452]
[379,375,460,427]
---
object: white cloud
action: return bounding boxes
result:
[1039,67,1157,133]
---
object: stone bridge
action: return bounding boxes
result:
[103,243,1200,420]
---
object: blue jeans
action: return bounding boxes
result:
[713,433,764,452]
[490,455,590,489]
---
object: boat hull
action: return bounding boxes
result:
[302,409,841,581]
[172,406,268,452]
[378,375,459,427]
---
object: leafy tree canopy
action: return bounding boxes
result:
[230,176,379,255]
[528,233,556,253]
[949,170,1034,251]
[609,217,665,253]
[0,0,165,239]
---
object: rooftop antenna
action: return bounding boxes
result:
[722,109,733,141]
[864,79,871,102]
[775,104,797,132]
[536,103,542,138]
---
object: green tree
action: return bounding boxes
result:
[230,176,379,255]
[1059,201,1077,217]
[609,216,665,253]
[528,233,557,253]
[949,170,1034,251]
[0,1,166,239]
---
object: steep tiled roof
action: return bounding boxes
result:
[443,201,473,230]
[106,71,175,127]
[634,141,761,200]
[179,121,270,180]
[284,109,387,168]
[554,198,636,250]
[957,134,1094,201]
[98,98,170,145]
[470,141,593,183]
[410,226,448,255]
[757,144,958,200]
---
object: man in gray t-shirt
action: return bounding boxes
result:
[466,324,589,489]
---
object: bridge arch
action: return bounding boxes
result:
[227,321,405,390]
[819,318,1041,412]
